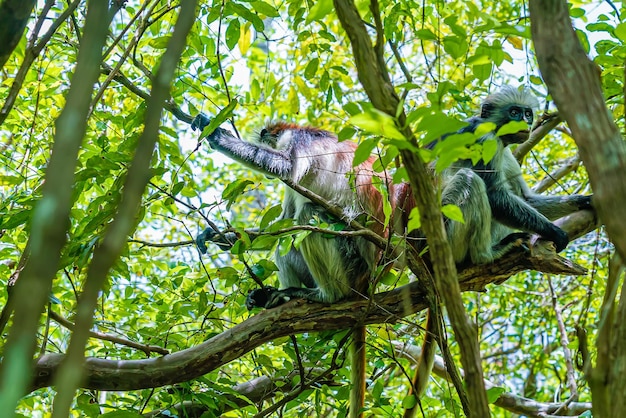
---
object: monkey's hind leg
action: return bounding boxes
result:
[491,231,531,260]
[441,168,493,265]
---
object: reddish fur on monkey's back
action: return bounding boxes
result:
[265,121,405,240]
[264,121,328,136]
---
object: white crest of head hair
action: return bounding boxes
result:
[483,85,540,110]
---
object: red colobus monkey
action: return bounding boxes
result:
[431,86,592,265]
[192,116,411,308]
[192,115,414,418]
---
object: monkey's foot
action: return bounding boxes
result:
[493,232,531,259]
[191,113,211,132]
[195,228,215,254]
[246,287,291,310]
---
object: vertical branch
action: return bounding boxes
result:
[50,1,198,416]
[0,0,116,412]
[547,276,578,401]
[609,257,626,414]
[332,1,490,416]
[0,0,36,68]
[530,0,626,262]
[587,252,622,417]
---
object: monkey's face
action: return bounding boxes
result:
[259,128,278,147]
[499,105,534,145]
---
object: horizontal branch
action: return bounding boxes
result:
[28,210,598,393]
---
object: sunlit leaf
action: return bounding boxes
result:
[349,109,405,140]
[442,204,464,223]
[306,0,333,23]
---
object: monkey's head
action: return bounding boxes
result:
[479,85,539,145]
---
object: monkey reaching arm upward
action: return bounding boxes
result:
[192,114,397,417]
[433,86,593,265]
[191,114,390,309]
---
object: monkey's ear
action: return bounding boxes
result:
[480,103,494,119]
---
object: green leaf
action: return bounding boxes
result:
[615,22,626,42]
[149,36,169,49]
[250,235,279,250]
[348,109,405,140]
[260,204,283,229]
[304,58,319,80]
[496,120,528,136]
[227,3,264,32]
[416,111,467,144]
[473,63,493,83]
[475,121,497,136]
[492,24,531,39]
[353,138,378,166]
[402,394,417,409]
[338,126,356,141]
[171,181,184,196]
[486,386,506,404]
[225,19,240,50]
[415,29,437,41]
[442,35,468,59]
[292,230,311,249]
[200,99,238,139]
[407,207,421,233]
[222,179,254,209]
[0,210,29,229]
[482,138,498,163]
[251,1,279,17]
[306,0,333,23]
[442,204,464,223]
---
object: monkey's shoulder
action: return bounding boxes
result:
[264,121,334,138]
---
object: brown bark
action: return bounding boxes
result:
[27,211,595,393]
[530,1,626,415]
[530,0,626,260]
[0,0,36,69]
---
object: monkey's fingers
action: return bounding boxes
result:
[191,113,211,132]
[195,228,215,254]
[246,287,279,310]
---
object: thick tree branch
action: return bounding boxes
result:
[0,0,36,69]
[332,1,490,414]
[514,113,563,162]
[26,211,596,393]
[0,0,81,126]
[530,1,626,262]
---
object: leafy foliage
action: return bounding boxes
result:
[0,0,616,416]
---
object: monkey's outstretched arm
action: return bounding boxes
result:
[207,128,293,178]
[488,189,569,251]
[192,114,293,179]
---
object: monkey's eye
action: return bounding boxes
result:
[260,128,268,137]
[509,107,522,121]
[524,110,533,123]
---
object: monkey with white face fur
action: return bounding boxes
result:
[191,117,398,418]
[192,117,401,310]
[431,86,593,266]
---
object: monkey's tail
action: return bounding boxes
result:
[403,309,438,418]
[349,325,367,418]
